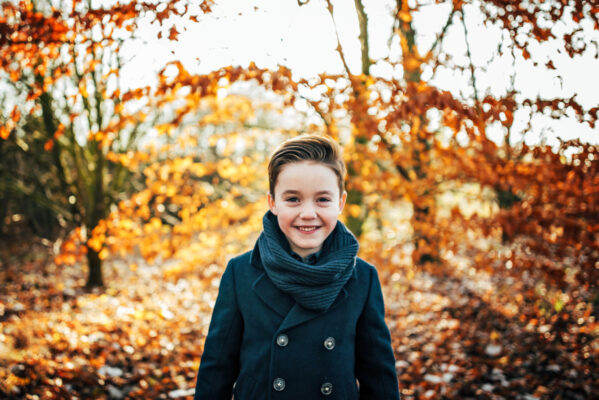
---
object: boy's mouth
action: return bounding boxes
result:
[295,226,320,232]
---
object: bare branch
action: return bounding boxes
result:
[460,9,480,112]
[425,6,457,66]
[354,0,370,75]
[325,0,352,76]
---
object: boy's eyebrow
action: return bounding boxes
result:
[281,189,334,195]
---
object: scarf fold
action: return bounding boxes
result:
[257,210,359,313]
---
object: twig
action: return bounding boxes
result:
[325,0,352,76]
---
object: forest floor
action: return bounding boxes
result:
[1,237,597,399]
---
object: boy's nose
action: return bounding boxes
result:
[299,203,317,218]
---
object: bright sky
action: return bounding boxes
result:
[122,0,598,146]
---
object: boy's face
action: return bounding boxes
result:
[268,161,347,259]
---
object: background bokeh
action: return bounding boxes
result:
[1,0,598,398]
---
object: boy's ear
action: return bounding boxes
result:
[267,192,278,215]
[339,190,347,211]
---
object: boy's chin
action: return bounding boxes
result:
[290,241,324,256]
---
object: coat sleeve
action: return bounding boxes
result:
[355,265,400,400]
[194,260,243,400]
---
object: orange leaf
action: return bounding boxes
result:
[168,25,179,41]
[397,10,412,22]
[44,139,54,151]
[0,126,10,140]
[54,123,65,139]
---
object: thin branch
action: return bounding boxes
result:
[426,6,457,74]
[0,178,74,220]
[325,0,352,76]
[61,89,89,205]
[298,93,331,129]
[460,9,480,112]
[354,0,370,75]
[505,35,518,152]
[71,44,95,134]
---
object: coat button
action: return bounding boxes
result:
[321,382,333,395]
[323,337,335,350]
[273,378,286,391]
[276,334,289,347]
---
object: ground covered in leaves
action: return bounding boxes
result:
[1,239,597,399]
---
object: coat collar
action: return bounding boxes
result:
[251,266,353,331]
[250,241,355,330]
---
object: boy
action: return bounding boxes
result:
[194,134,400,399]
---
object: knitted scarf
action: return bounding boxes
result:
[257,211,359,313]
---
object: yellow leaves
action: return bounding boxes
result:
[0,125,11,140]
[9,69,21,83]
[78,80,88,99]
[397,10,412,23]
[347,204,362,218]
[148,217,162,231]
[1,106,23,140]
[155,123,174,136]
[107,150,150,171]
[98,248,109,260]
[199,96,255,127]
[216,158,238,180]
[87,236,103,252]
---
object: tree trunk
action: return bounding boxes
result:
[397,4,441,267]
[345,188,364,237]
[411,196,439,266]
[86,244,103,287]
[85,139,106,288]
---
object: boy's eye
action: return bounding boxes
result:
[285,197,299,202]
[317,197,331,203]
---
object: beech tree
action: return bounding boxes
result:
[0,0,212,286]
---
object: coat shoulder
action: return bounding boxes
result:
[354,257,379,279]
[225,249,262,283]
[227,250,253,268]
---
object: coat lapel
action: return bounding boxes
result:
[252,272,294,318]
[279,287,348,332]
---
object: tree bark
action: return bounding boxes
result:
[85,244,103,287]
[395,2,441,267]
[353,0,370,75]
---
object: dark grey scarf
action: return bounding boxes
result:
[257,211,359,313]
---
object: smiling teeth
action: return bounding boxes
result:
[298,226,317,232]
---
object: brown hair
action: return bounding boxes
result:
[268,134,346,197]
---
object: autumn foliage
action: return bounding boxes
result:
[1,0,598,398]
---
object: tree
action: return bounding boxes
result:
[0,0,212,286]
[286,0,598,282]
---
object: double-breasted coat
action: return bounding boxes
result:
[194,246,400,400]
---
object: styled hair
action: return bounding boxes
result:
[268,134,346,197]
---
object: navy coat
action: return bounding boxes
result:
[194,247,400,400]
